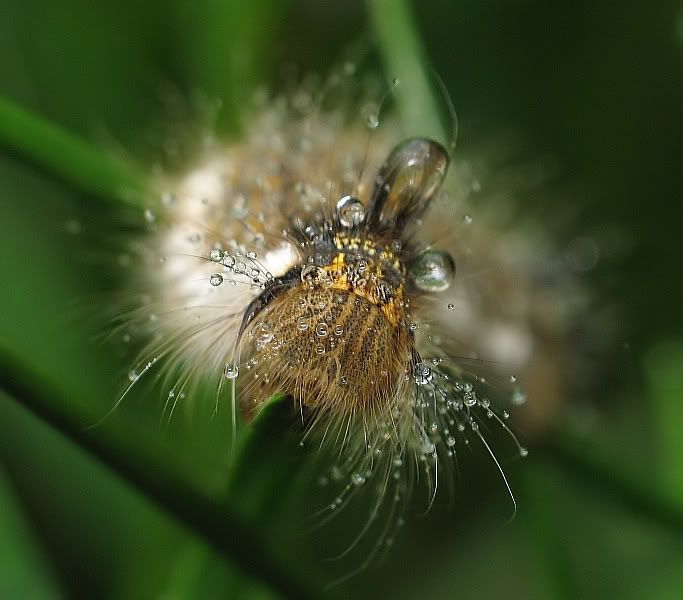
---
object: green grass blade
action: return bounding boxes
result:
[0,95,149,209]
[173,0,283,135]
[646,341,683,503]
[366,0,446,143]
[0,339,317,600]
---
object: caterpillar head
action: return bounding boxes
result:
[236,139,455,427]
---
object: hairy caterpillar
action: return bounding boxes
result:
[112,71,581,575]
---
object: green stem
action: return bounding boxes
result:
[366,0,446,143]
[0,95,149,209]
[0,339,316,600]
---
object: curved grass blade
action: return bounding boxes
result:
[0,95,149,209]
[366,0,445,143]
[0,338,317,600]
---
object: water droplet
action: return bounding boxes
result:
[512,389,527,406]
[351,473,365,486]
[210,273,223,286]
[446,436,456,447]
[520,447,529,457]
[296,317,309,331]
[144,209,156,223]
[246,250,257,259]
[256,322,273,344]
[128,370,138,382]
[366,112,379,129]
[315,322,328,337]
[463,214,473,225]
[410,250,456,292]
[448,303,455,310]
[224,363,239,379]
[301,264,330,287]
[223,254,236,267]
[209,249,222,262]
[315,344,326,355]
[357,259,368,272]
[413,361,433,385]
[509,375,517,383]
[336,195,365,227]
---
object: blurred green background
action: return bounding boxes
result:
[0,1,682,598]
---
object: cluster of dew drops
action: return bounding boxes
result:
[208,247,274,291]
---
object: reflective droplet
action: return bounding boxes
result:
[223,254,236,267]
[301,264,330,287]
[315,344,326,355]
[366,112,379,129]
[296,317,309,331]
[463,214,473,225]
[512,389,527,406]
[256,322,273,344]
[209,249,223,262]
[315,322,328,337]
[128,370,138,382]
[448,303,455,310]
[367,138,449,231]
[446,436,456,447]
[144,208,156,223]
[336,195,365,227]
[224,363,239,379]
[520,447,529,457]
[413,361,433,385]
[351,473,366,486]
[210,273,223,286]
[410,250,456,292]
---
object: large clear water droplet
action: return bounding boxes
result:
[210,273,224,286]
[367,138,449,231]
[409,250,455,292]
[336,195,365,228]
